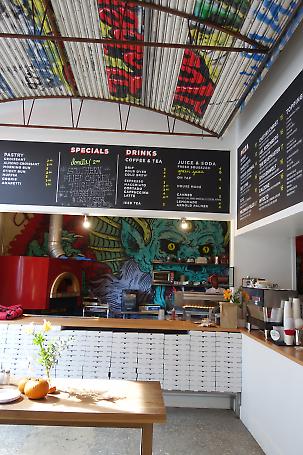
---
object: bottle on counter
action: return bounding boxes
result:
[0,368,5,385]
[171,308,176,320]
[4,370,10,385]
[158,308,165,320]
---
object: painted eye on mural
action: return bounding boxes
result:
[168,242,176,251]
[199,244,213,256]
[160,240,180,254]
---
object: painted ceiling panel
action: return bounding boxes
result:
[142,1,194,113]
[51,0,109,98]
[203,0,302,132]
[97,0,145,104]
[0,0,302,135]
[0,0,71,98]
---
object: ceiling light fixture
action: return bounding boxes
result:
[180,217,189,230]
[83,215,91,229]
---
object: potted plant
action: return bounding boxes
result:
[25,320,72,391]
[220,287,250,328]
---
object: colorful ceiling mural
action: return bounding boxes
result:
[0,0,302,134]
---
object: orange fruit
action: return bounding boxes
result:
[18,377,30,393]
[24,378,49,399]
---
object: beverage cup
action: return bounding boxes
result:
[283,301,292,324]
[284,334,294,346]
[294,318,303,329]
[158,309,165,320]
[293,298,301,320]
[284,317,295,330]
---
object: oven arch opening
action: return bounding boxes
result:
[50,272,80,298]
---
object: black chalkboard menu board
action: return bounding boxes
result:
[237,70,303,229]
[0,141,230,213]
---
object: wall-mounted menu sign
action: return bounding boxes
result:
[237,70,303,229]
[0,142,230,213]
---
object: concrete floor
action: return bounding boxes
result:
[0,408,264,455]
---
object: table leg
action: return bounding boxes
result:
[141,424,153,455]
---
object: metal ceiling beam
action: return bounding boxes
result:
[0,96,218,136]
[0,122,216,138]
[0,32,267,53]
[125,0,269,51]
[40,0,79,97]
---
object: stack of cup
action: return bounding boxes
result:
[283,300,295,345]
[293,298,303,346]
[293,298,303,329]
[270,307,283,323]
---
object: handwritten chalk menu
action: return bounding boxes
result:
[56,148,117,208]
[237,70,303,228]
[0,141,230,213]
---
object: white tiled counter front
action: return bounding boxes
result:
[189,331,216,392]
[137,333,164,385]
[0,324,242,394]
[215,332,242,393]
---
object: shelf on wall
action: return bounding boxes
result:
[152,261,229,266]
[152,282,229,289]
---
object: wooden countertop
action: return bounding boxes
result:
[0,315,241,332]
[241,329,303,367]
[0,379,166,426]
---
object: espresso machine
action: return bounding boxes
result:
[243,285,298,339]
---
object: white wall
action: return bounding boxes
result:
[234,230,295,289]
[241,334,303,455]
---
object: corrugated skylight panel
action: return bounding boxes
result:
[0,0,71,100]
[50,0,109,98]
[202,0,301,133]
[143,0,194,113]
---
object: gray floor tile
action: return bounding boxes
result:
[0,408,264,455]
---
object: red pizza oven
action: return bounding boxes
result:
[0,256,83,314]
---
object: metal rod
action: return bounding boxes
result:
[26,99,35,125]
[39,0,50,35]
[70,98,74,128]
[0,122,216,137]
[75,99,84,129]
[166,116,171,133]
[124,0,268,51]
[40,0,78,96]
[0,32,268,53]
[124,105,131,131]
[31,0,36,35]
[118,104,123,131]
[22,100,25,126]
[172,118,176,134]
[0,95,218,136]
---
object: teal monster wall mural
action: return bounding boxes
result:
[7,214,229,315]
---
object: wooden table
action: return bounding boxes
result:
[0,379,166,455]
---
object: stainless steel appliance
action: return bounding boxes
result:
[243,287,298,339]
[152,270,174,285]
[243,287,297,308]
[121,290,138,311]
